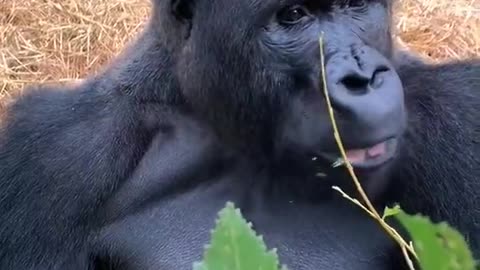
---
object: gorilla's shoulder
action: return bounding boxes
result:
[400,59,480,101]
[1,81,114,138]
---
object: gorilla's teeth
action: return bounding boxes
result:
[312,156,318,161]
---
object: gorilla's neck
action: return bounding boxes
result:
[90,25,280,164]
[95,25,186,108]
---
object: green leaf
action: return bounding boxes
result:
[395,210,477,270]
[193,202,285,270]
[382,205,401,220]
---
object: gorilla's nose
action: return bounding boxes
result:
[325,45,404,129]
[337,65,389,94]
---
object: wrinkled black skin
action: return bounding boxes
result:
[0,0,478,269]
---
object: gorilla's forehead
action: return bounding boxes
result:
[210,0,391,11]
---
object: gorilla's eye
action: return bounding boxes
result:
[277,5,310,25]
[349,0,367,8]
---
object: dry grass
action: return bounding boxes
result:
[395,0,480,60]
[0,0,479,103]
[0,0,151,101]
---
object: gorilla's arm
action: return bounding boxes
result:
[394,60,480,256]
[0,83,151,268]
[0,28,183,269]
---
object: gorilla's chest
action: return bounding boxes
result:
[94,175,399,270]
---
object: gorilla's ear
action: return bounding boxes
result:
[171,0,194,22]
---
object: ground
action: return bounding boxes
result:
[0,0,479,106]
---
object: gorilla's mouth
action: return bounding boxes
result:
[315,137,398,170]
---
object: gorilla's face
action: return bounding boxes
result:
[176,0,407,197]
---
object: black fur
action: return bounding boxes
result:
[0,0,478,269]
[389,60,480,256]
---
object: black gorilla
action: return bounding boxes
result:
[0,0,478,269]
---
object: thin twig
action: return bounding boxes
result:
[318,33,418,264]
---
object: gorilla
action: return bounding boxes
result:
[0,0,478,269]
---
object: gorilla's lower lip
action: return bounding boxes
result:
[313,137,398,170]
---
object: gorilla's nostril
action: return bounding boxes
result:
[340,74,370,94]
[370,66,390,89]
[339,65,390,94]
